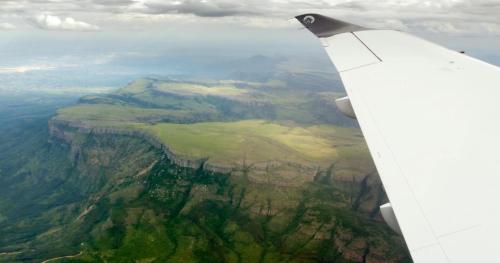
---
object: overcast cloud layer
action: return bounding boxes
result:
[0,0,499,36]
[0,0,499,92]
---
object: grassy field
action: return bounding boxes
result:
[156,82,248,98]
[141,120,368,168]
[55,107,372,172]
[116,78,153,95]
[54,78,370,173]
[57,104,198,125]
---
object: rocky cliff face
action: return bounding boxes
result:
[37,117,411,263]
[48,118,386,216]
[49,119,208,171]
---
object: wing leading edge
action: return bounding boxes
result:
[297,14,500,262]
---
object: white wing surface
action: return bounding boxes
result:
[296,14,500,262]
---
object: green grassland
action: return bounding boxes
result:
[57,104,211,125]
[55,78,365,171]
[147,120,339,164]
[155,82,249,98]
[142,120,371,171]
[55,110,372,178]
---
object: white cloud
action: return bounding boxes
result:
[124,0,500,36]
[418,21,466,35]
[34,14,99,31]
[366,19,410,31]
[0,65,56,74]
[0,22,15,30]
[0,1,498,36]
[481,22,500,34]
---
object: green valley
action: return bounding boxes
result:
[0,78,410,262]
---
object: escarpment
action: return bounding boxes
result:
[20,78,409,262]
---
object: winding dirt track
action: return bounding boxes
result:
[41,252,83,263]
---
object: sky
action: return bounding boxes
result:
[0,0,499,90]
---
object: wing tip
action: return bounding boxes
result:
[295,14,367,38]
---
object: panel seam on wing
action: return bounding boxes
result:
[410,242,442,254]
[352,32,382,62]
[436,224,481,239]
[339,62,380,73]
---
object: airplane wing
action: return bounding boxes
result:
[296,14,500,262]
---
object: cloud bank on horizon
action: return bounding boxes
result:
[0,0,499,76]
[0,0,499,36]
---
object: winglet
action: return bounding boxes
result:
[295,14,368,38]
